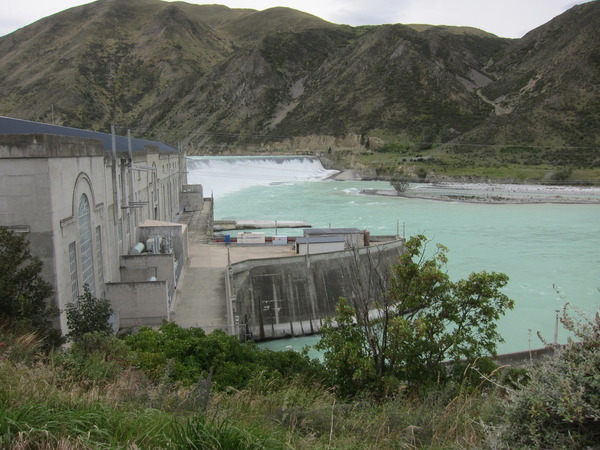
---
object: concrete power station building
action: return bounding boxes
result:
[0,116,203,335]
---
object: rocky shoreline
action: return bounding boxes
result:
[361,182,600,204]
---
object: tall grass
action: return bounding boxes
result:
[0,361,172,448]
[0,330,511,449]
[0,359,504,448]
[209,369,505,449]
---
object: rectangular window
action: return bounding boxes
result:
[68,242,79,301]
[95,226,104,294]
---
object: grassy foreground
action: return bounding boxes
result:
[0,360,503,448]
[0,332,507,449]
[1,307,598,449]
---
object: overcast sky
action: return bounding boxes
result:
[0,0,592,39]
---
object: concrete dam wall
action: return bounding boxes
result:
[227,240,404,341]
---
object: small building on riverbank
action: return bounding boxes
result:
[304,227,367,248]
[295,236,346,254]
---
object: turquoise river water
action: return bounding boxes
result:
[187,156,600,356]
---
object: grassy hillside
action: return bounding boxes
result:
[1,307,598,448]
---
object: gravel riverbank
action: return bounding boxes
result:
[362,182,600,204]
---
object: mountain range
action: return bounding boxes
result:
[0,0,598,169]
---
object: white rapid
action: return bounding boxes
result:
[186,155,339,198]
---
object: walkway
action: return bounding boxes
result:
[173,199,295,333]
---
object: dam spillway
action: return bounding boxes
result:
[186,155,339,198]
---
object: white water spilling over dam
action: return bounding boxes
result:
[186,155,339,198]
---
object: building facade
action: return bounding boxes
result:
[0,116,200,334]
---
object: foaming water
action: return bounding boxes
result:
[188,157,600,354]
[186,155,338,197]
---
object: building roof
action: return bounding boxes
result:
[296,236,346,244]
[0,116,178,154]
[304,228,363,235]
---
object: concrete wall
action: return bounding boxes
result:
[229,240,404,341]
[0,157,57,303]
[494,347,556,366]
[0,135,109,332]
[119,251,179,310]
[119,254,176,284]
[180,184,204,212]
[105,281,168,328]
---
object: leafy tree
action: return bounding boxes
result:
[0,227,62,347]
[65,284,113,342]
[317,235,514,397]
[314,298,379,397]
[389,168,411,194]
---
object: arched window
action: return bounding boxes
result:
[78,194,95,295]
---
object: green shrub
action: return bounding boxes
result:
[317,235,514,398]
[548,167,573,183]
[54,333,136,386]
[377,143,412,154]
[499,305,600,448]
[124,321,323,389]
[65,284,113,342]
[415,167,428,179]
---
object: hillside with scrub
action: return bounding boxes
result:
[1,0,599,183]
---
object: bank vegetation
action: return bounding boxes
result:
[0,305,598,449]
